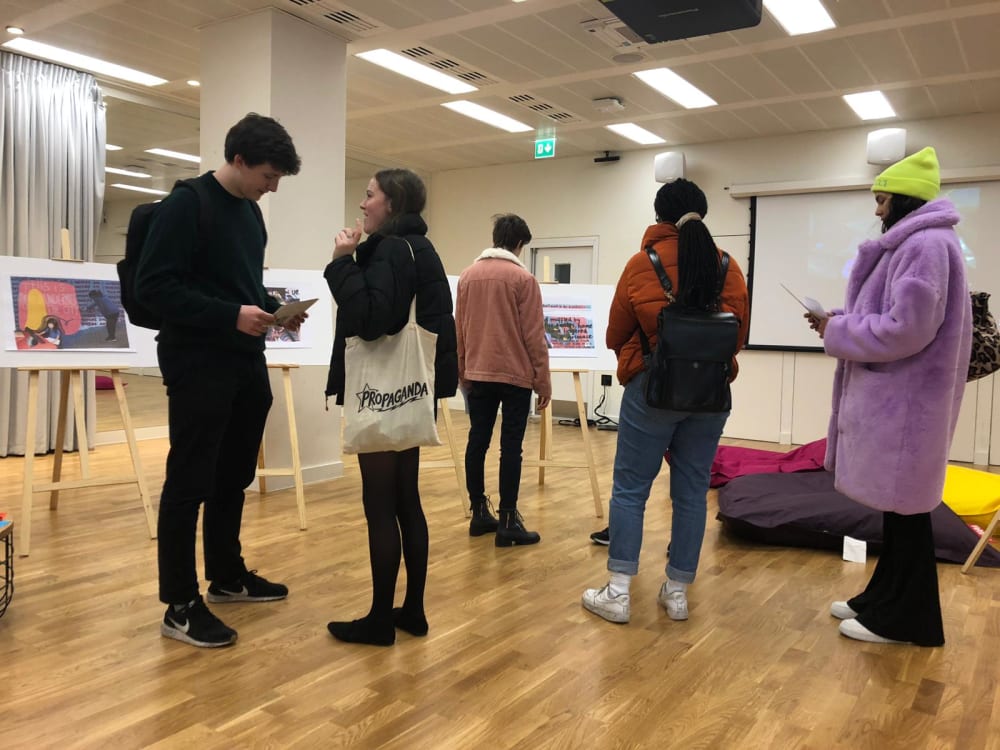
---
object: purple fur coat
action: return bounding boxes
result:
[823,199,972,514]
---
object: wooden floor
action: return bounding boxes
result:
[2,413,999,749]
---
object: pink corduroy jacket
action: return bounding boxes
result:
[455,248,552,399]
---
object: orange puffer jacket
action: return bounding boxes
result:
[607,222,750,386]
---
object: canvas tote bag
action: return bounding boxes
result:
[342,252,441,453]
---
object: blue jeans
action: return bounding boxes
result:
[608,375,728,583]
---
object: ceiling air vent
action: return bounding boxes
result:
[286,1,386,37]
[400,46,500,86]
[507,94,582,124]
[323,9,378,34]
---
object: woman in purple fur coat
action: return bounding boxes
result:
[807,147,972,646]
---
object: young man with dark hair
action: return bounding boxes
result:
[455,213,551,547]
[136,112,305,648]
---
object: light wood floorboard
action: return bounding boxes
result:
[1,412,999,749]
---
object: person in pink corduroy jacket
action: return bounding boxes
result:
[455,214,552,547]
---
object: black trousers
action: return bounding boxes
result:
[848,511,945,646]
[464,381,532,510]
[156,344,272,604]
[105,312,120,340]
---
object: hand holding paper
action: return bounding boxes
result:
[780,283,827,318]
[274,298,317,328]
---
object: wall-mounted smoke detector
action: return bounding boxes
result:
[593,97,625,113]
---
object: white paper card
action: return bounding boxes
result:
[780,283,827,318]
[842,535,867,563]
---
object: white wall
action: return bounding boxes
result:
[423,111,1000,464]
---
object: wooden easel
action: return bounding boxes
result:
[18,366,155,556]
[525,367,603,517]
[255,363,307,529]
[961,508,1000,573]
[419,399,469,516]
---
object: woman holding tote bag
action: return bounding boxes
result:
[324,168,457,646]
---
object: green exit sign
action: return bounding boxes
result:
[534,138,556,159]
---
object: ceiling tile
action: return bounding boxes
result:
[800,38,875,91]
[901,23,966,78]
[847,30,920,85]
[954,15,1000,74]
[707,57,789,100]
[754,48,830,95]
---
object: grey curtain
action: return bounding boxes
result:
[0,52,106,456]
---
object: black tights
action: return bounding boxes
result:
[357,447,427,621]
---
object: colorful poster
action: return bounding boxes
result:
[264,285,311,349]
[8,276,130,351]
[542,295,595,356]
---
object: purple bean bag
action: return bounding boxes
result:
[716,470,1000,567]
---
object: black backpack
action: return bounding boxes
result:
[638,246,740,412]
[116,178,265,330]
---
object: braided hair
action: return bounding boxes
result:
[653,178,720,310]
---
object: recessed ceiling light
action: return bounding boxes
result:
[186,80,200,87]
[843,91,896,120]
[110,183,168,196]
[441,101,532,133]
[605,123,666,145]
[106,167,150,179]
[1,38,166,86]
[145,147,201,163]
[633,68,717,109]
[356,49,477,95]
[764,0,836,36]
[5,26,24,36]
[106,144,123,151]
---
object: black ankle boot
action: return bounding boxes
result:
[496,509,540,547]
[469,496,499,537]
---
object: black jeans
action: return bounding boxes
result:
[848,511,944,646]
[464,381,532,510]
[156,344,272,604]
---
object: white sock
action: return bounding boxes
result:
[665,579,687,595]
[608,572,631,597]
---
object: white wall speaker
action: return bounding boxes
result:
[654,151,685,183]
[866,128,907,165]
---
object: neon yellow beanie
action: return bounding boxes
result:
[871,146,940,201]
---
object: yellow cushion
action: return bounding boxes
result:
[943,465,1000,527]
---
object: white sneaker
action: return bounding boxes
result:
[582,584,630,623]
[838,618,909,644]
[657,583,688,621]
[830,601,858,620]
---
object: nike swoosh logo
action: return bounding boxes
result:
[167,616,190,634]
[220,585,249,597]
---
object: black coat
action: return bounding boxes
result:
[324,213,458,404]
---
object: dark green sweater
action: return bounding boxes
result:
[134,171,279,352]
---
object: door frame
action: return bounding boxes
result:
[528,236,600,284]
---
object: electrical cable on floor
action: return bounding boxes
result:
[557,385,618,430]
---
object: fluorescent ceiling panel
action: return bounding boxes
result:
[764,0,836,36]
[2,38,166,86]
[106,167,150,179]
[110,183,168,195]
[356,49,477,95]
[633,68,717,109]
[441,101,532,133]
[605,123,666,145]
[145,148,201,163]
[843,91,896,120]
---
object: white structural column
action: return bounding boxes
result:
[200,9,348,487]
